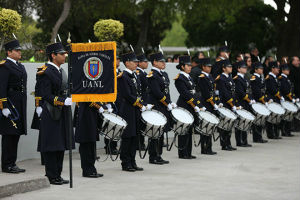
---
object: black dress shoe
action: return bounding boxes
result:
[228,146,237,150]
[287,133,294,137]
[206,150,217,155]
[58,177,69,184]
[221,146,232,151]
[243,144,252,147]
[159,158,169,164]
[2,166,19,174]
[122,166,136,172]
[132,165,143,171]
[237,144,247,147]
[83,172,104,178]
[49,178,63,185]
[149,159,164,165]
[274,136,282,139]
[189,155,197,159]
[14,166,26,173]
[179,155,190,159]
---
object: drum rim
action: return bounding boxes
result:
[198,111,220,124]
[236,109,255,121]
[252,102,271,116]
[141,109,167,126]
[281,101,298,112]
[102,112,128,127]
[218,107,237,120]
[268,102,285,114]
[171,107,194,124]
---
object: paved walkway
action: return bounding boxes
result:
[2,132,300,200]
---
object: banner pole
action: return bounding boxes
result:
[67,33,73,188]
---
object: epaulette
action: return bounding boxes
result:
[30,91,35,96]
[174,74,180,80]
[37,65,47,75]
[0,60,6,66]
[278,76,282,80]
[136,69,140,75]
[233,75,238,80]
[146,71,153,78]
[117,71,123,78]
[215,75,220,81]
[199,74,205,78]
[250,75,256,81]
[265,75,269,80]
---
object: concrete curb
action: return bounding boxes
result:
[0,177,50,198]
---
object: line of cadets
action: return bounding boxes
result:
[0,40,299,185]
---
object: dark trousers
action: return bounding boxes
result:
[200,134,213,153]
[120,136,137,167]
[235,128,249,145]
[281,120,291,136]
[266,122,280,138]
[104,138,117,151]
[43,151,64,179]
[136,134,145,149]
[148,134,164,161]
[1,135,20,170]
[79,142,97,176]
[252,125,263,142]
[178,131,192,157]
[219,129,232,148]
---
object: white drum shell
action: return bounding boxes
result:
[141,110,167,139]
[101,112,128,141]
[171,107,194,135]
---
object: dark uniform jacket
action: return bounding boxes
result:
[147,68,172,132]
[0,59,27,135]
[136,67,149,104]
[250,73,268,104]
[265,73,281,103]
[289,64,300,98]
[117,69,145,138]
[197,72,217,113]
[38,63,74,152]
[174,72,202,119]
[190,65,202,84]
[212,57,225,79]
[215,73,236,109]
[279,74,295,102]
[234,73,252,110]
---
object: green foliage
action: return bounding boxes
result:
[0,8,22,38]
[94,19,124,42]
[16,17,42,48]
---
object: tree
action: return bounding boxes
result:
[94,19,124,42]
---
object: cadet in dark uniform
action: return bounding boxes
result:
[250,62,268,143]
[136,53,149,150]
[0,40,27,173]
[233,61,254,147]
[212,46,230,79]
[74,102,105,178]
[117,52,148,172]
[197,58,218,155]
[265,61,283,139]
[38,42,74,185]
[190,56,202,83]
[147,52,175,165]
[174,55,205,159]
[279,64,297,137]
[215,60,238,151]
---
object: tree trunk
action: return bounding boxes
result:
[135,8,153,54]
[0,37,5,53]
[50,0,71,43]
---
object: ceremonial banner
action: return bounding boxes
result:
[70,42,117,102]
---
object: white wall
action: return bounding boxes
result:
[0,62,180,162]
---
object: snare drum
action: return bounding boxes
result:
[141,110,167,139]
[235,109,255,131]
[281,101,298,121]
[195,111,220,136]
[295,102,300,120]
[251,103,271,126]
[266,102,285,124]
[171,107,194,135]
[217,107,237,131]
[100,112,127,141]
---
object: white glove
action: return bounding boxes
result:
[292,99,296,103]
[250,100,256,105]
[200,106,206,111]
[146,104,153,110]
[218,103,223,108]
[171,102,177,108]
[107,108,113,113]
[99,107,105,113]
[232,106,237,111]
[64,97,72,106]
[36,106,42,117]
[167,104,173,111]
[296,98,300,102]
[265,102,269,107]
[215,90,219,96]
[237,106,242,110]
[141,106,146,112]
[105,104,112,109]
[268,99,273,103]
[194,106,200,113]
[280,97,285,102]
[2,108,11,117]
[213,104,219,110]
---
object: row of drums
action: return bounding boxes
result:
[98,101,300,143]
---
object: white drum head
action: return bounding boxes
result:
[103,113,127,127]
[199,111,219,124]
[236,109,255,121]
[252,103,271,116]
[219,107,237,119]
[142,110,167,126]
[267,103,285,115]
[281,101,298,112]
[171,108,194,124]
